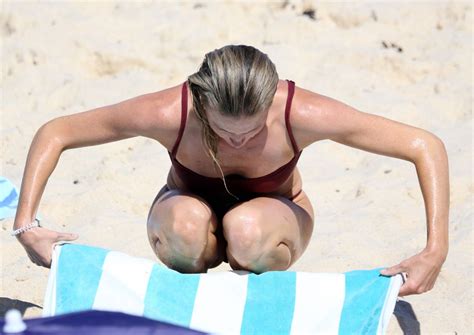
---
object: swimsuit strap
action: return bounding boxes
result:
[285,80,299,153]
[171,81,188,157]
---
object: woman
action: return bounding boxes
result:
[14,45,448,296]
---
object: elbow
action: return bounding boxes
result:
[35,119,67,152]
[427,133,448,157]
[411,131,448,163]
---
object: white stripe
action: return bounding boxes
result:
[376,274,403,334]
[290,273,346,335]
[92,251,154,316]
[42,244,63,316]
[190,271,248,334]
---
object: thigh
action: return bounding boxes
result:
[222,191,314,268]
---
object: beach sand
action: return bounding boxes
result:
[1,1,472,333]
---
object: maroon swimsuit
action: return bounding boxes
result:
[168,79,302,218]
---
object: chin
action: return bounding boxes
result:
[231,144,246,149]
[224,140,246,149]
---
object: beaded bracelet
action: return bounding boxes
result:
[11,218,41,236]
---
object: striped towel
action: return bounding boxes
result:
[0,176,19,219]
[44,244,402,334]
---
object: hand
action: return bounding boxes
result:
[16,226,78,268]
[380,248,447,296]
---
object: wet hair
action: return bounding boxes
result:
[187,44,279,158]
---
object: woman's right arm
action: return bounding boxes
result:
[14,86,181,267]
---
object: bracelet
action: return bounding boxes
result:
[11,219,41,236]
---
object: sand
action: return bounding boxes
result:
[1,1,472,333]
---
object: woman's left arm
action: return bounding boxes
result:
[294,88,449,296]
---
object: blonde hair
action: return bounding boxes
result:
[187,45,279,198]
[188,45,279,156]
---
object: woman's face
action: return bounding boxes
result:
[206,110,268,149]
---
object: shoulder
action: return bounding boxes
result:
[291,83,339,124]
[113,82,186,146]
[272,79,334,119]
[289,83,362,148]
[122,83,184,130]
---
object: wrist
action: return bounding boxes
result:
[13,215,37,230]
[423,244,448,263]
[12,218,41,238]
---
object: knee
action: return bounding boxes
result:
[223,205,265,271]
[153,217,209,273]
[147,197,215,273]
[170,207,209,244]
[150,199,210,243]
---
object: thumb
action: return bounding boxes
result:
[380,264,404,276]
[56,232,79,242]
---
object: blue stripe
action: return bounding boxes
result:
[56,244,108,314]
[240,271,296,334]
[338,269,391,335]
[143,264,200,327]
[0,187,17,207]
[0,177,18,219]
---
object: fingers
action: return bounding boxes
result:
[399,274,437,296]
[21,229,78,268]
[381,250,444,296]
[380,264,410,296]
[398,283,411,296]
[56,232,79,242]
[380,263,404,276]
[383,267,417,296]
[399,280,427,296]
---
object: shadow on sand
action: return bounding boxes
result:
[394,300,421,335]
[0,297,42,317]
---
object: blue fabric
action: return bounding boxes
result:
[46,244,401,334]
[339,269,391,334]
[144,264,200,327]
[0,310,205,335]
[241,271,296,334]
[0,176,19,219]
[56,244,108,314]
